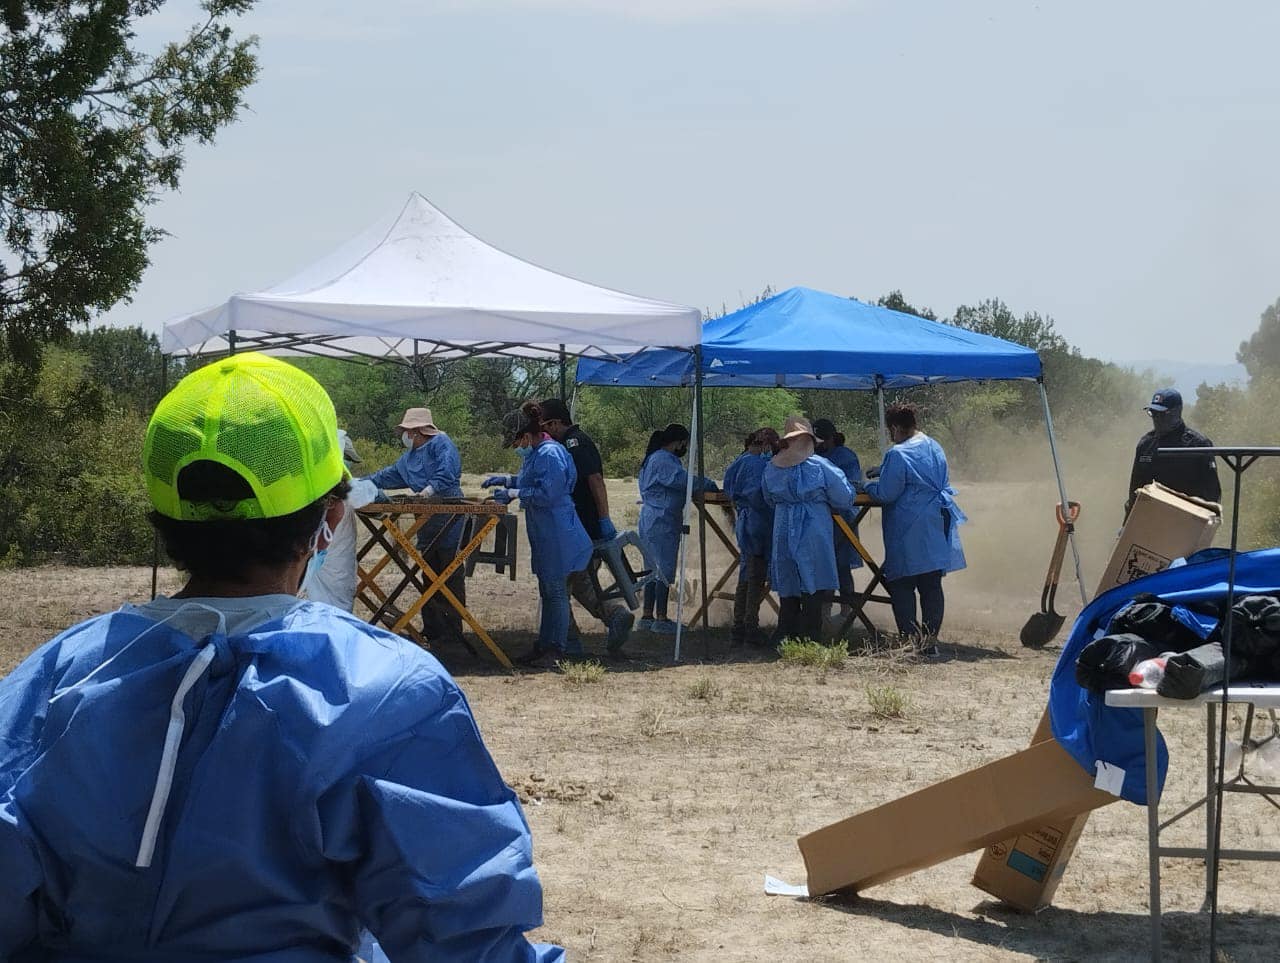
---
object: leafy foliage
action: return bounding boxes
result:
[1237,297,1280,384]
[0,0,259,359]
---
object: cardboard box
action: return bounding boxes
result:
[972,484,1221,911]
[1095,482,1220,595]
[798,737,1113,897]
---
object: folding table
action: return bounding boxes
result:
[1104,685,1280,961]
[686,492,889,634]
[355,499,513,669]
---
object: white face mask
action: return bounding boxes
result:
[401,431,414,449]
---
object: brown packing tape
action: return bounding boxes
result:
[799,738,1113,897]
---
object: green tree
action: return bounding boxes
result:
[71,323,175,411]
[875,290,937,321]
[1237,297,1280,384]
[0,0,259,359]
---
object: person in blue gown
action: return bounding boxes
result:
[0,354,561,962]
[483,402,593,666]
[637,424,717,634]
[813,418,864,625]
[862,402,966,651]
[722,428,778,646]
[762,417,855,644]
[362,407,468,647]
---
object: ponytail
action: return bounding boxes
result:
[641,429,666,470]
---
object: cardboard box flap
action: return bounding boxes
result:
[798,739,1112,897]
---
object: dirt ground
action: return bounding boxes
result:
[2,475,1277,961]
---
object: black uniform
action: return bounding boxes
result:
[1126,423,1221,515]
[561,425,605,540]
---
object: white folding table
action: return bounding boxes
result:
[1104,685,1280,960]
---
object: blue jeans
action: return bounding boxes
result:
[537,576,577,653]
[643,581,670,620]
[887,570,945,638]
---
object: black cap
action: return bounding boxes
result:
[1145,388,1183,413]
[540,398,573,425]
[812,418,837,441]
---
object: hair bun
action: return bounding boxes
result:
[521,400,543,421]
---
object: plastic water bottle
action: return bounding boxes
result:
[1252,739,1280,785]
[1129,657,1168,689]
[1222,738,1245,775]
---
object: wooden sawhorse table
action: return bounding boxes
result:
[687,491,780,627]
[355,499,513,669]
[687,492,890,635]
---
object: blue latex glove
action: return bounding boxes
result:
[481,474,509,489]
[493,487,518,505]
[865,465,881,479]
[598,516,618,541]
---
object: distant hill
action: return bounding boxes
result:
[1115,358,1248,390]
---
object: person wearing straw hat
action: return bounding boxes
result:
[362,406,468,647]
[862,402,967,653]
[0,353,562,961]
[762,416,856,643]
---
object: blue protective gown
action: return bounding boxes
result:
[722,452,772,572]
[0,603,562,963]
[366,432,466,549]
[823,443,864,572]
[638,449,717,583]
[762,455,855,596]
[863,432,967,581]
[516,440,592,579]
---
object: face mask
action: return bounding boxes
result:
[300,517,336,596]
[401,431,414,449]
[1150,409,1182,435]
[675,445,688,458]
[515,445,533,458]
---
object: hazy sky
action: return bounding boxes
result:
[104,0,1280,364]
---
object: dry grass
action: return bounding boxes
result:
[559,658,606,685]
[866,683,910,720]
[4,469,1278,961]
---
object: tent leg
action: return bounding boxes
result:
[1039,380,1087,605]
[673,358,699,663]
[875,379,889,454]
[227,328,237,356]
[151,350,169,601]
[695,360,710,660]
[558,344,567,399]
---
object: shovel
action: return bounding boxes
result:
[1020,501,1081,649]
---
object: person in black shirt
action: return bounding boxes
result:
[540,398,634,651]
[1125,387,1221,518]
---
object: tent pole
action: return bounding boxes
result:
[227,329,237,356]
[673,355,699,662]
[150,350,169,601]
[695,356,710,659]
[1039,380,1087,605]
[559,344,567,399]
[875,377,889,454]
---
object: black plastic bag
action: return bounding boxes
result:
[1157,643,1226,700]
[1106,593,1207,654]
[1222,595,1280,677]
[1075,633,1162,693]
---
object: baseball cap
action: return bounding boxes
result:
[1145,388,1183,413]
[540,398,572,424]
[812,417,837,441]
[144,353,345,521]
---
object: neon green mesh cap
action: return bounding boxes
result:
[144,353,344,521]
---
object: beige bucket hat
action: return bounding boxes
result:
[396,407,440,435]
[772,416,816,468]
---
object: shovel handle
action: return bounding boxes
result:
[1055,501,1081,531]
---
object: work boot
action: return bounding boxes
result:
[607,609,635,653]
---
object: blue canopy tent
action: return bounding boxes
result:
[577,287,1086,654]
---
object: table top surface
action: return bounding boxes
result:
[1105,684,1280,709]
[359,498,508,515]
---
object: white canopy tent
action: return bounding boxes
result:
[157,191,704,660]
[161,192,701,362]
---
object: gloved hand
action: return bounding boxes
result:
[865,465,881,479]
[493,487,518,505]
[481,474,510,489]
[348,477,380,509]
[417,484,436,498]
[598,516,618,541]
